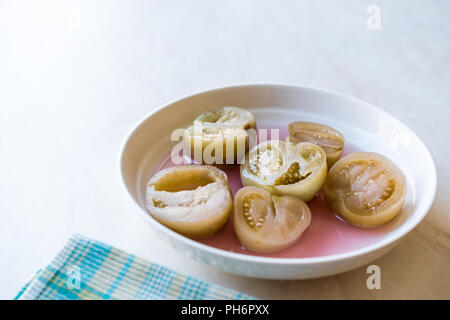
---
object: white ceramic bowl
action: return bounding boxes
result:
[119,84,437,279]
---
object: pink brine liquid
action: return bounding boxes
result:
[155,126,396,258]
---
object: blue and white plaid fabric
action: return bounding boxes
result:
[15,234,255,300]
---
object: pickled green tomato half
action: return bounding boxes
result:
[324,152,406,227]
[234,186,311,253]
[240,140,327,202]
[287,121,345,168]
[183,106,256,164]
[146,165,233,238]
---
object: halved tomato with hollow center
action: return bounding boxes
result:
[146,165,233,238]
[233,186,311,253]
[183,106,256,164]
[324,152,406,227]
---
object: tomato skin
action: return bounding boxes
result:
[324,152,407,227]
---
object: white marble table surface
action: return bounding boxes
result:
[1,0,449,299]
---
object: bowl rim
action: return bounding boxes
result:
[118,83,437,265]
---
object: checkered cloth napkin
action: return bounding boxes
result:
[15,234,255,300]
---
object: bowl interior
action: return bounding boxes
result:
[120,84,436,262]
